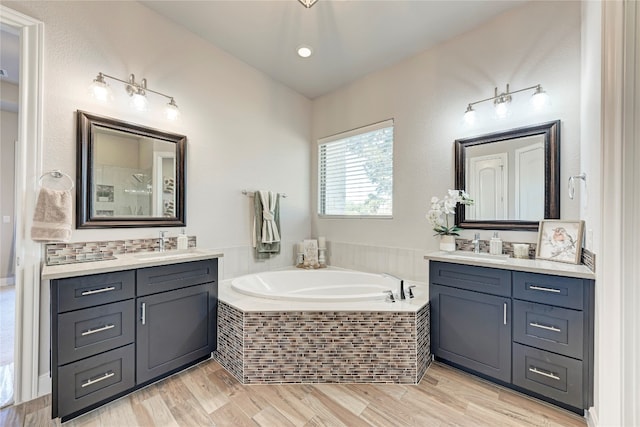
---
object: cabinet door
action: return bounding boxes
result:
[136,283,216,384]
[431,284,511,382]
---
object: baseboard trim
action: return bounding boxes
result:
[38,373,51,397]
[0,277,15,286]
[586,407,598,427]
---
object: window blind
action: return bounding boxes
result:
[318,119,393,217]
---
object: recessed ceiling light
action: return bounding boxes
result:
[297,46,313,58]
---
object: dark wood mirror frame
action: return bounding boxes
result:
[76,110,186,228]
[455,120,560,231]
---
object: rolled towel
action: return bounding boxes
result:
[31,187,72,242]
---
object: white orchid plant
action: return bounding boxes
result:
[427,189,474,236]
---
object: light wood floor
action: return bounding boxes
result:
[0,360,586,427]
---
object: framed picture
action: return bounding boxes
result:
[536,220,585,264]
[96,184,114,202]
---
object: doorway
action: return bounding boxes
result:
[0,22,19,409]
[0,5,44,405]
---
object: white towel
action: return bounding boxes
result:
[259,190,280,244]
[31,187,72,242]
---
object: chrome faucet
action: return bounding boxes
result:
[159,230,168,252]
[382,272,406,300]
[472,232,481,253]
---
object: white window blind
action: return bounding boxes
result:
[318,119,393,217]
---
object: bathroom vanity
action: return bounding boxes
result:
[425,252,595,414]
[42,250,221,422]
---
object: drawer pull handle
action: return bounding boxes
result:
[503,303,507,325]
[141,302,146,325]
[81,324,115,336]
[529,367,560,381]
[81,371,115,388]
[529,285,561,293]
[81,286,116,296]
[529,322,561,332]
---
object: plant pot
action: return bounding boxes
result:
[439,235,456,252]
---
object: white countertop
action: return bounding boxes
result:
[41,248,224,280]
[219,275,429,313]
[424,251,595,280]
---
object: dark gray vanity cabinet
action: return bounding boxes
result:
[51,258,218,422]
[430,284,511,382]
[136,260,217,384]
[429,261,594,413]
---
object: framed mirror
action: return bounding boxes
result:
[76,110,186,228]
[455,120,560,231]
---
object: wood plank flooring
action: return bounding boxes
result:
[0,360,586,426]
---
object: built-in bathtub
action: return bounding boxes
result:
[215,268,431,385]
[231,269,396,302]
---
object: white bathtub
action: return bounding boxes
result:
[230,269,400,302]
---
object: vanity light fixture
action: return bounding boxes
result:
[464,83,549,123]
[89,72,180,120]
[298,0,319,8]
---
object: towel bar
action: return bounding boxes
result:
[242,190,287,198]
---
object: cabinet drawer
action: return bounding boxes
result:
[513,272,583,310]
[136,259,217,296]
[58,300,135,365]
[513,300,583,360]
[430,261,511,297]
[55,271,135,313]
[513,343,583,409]
[57,344,134,419]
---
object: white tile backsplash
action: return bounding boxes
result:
[219,240,429,284]
[327,241,428,283]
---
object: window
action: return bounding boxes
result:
[318,119,393,217]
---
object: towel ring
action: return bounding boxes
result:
[568,173,586,200]
[39,170,74,191]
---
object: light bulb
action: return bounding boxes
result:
[165,99,180,121]
[530,86,550,110]
[463,105,476,125]
[89,74,112,102]
[130,92,148,111]
[495,100,509,119]
[297,45,313,58]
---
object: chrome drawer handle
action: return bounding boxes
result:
[529,322,561,332]
[81,286,116,296]
[503,303,507,325]
[529,367,560,381]
[81,324,115,336]
[81,371,115,388]
[529,285,561,293]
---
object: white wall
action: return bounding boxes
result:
[311,1,582,279]
[5,1,312,378]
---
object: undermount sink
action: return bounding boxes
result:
[446,251,510,263]
[133,249,206,261]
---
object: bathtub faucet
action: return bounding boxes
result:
[382,272,407,300]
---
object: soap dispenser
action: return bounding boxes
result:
[490,232,503,255]
[177,228,188,250]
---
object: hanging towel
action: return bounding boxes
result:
[31,187,73,242]
[253,191,281,256]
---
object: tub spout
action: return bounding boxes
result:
[382,272,406,300]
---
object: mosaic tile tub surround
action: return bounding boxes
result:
[214,301,431,385]
[45,236,197,265]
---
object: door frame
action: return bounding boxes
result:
[0,5,44,404]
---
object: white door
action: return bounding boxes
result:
[514,142,544,220]
[467,153,508,220]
